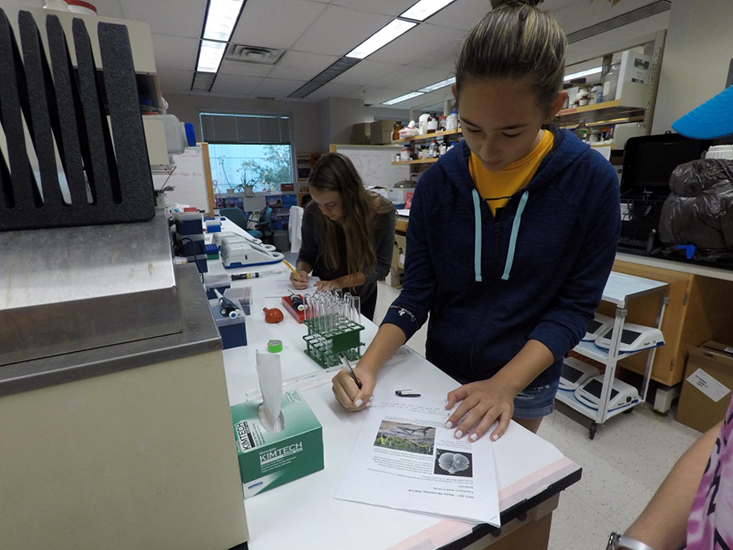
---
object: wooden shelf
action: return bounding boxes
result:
[392,158,439,165]
[393,129,462,144]
[556,81,648,127]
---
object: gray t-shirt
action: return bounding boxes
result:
[297,195,395,300]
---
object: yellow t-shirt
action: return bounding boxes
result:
[469,130,554,216]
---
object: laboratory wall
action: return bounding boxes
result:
[319,97,365,151]
[652,0,733,134]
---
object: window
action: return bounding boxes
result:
[200,113,293,195]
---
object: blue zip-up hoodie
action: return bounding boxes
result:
[383,129,621,389]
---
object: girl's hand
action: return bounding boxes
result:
[290,270,309,290]
[332,366,376,411]
[444,379,515,442]
[315,279,341,292]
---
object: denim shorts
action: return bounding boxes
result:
[512,378,559,420]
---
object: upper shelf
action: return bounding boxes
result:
[393,129,463,144]
[556,81,648,127]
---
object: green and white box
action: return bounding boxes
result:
[232,390,324,498]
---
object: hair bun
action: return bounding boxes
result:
[491,0,544,8]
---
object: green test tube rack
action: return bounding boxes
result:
[302,314,364,368]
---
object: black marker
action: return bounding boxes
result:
[395,390,421,398]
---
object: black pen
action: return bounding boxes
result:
[338,352,362,389]
[395,389,421,398]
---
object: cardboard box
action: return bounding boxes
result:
[231,390,324,498]
[351,122,370,144]
[370,120,394,145]
[391,230,406,288]
[676,341,733,432]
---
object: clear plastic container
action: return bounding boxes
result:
[224,286,253,315]
[602,61,620,102]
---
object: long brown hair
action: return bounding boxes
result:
[456,0,566,117]
[308,153,392,277]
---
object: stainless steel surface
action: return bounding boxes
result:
[0,264,220,397]
[0,209,183,365]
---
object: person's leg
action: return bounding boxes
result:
[513,417,543,434]
[511,379,558,434]
[359,289,378,322]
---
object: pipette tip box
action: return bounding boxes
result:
[231,390,324,499]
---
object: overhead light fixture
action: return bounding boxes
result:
[346,19,416,60]
[383,91,424,105]
[288,57,361,99]
[400,0,455,21]
[563,66,603,81]
[191,71,217,92]
[197,39,227,73]
[203,0,246,42]
[418,76,455,93]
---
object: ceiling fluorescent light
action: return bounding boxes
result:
[203,0,246,42]
[346,19,416,60]
[383,91,424,105]
[563,66,602,81]
[197,40,227,72]
[401,0,455,21]
[418,76,455,93]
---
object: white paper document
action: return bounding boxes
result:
[335,392,501,526]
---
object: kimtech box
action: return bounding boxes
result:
[676,341,733,433]
[231,390,324,498]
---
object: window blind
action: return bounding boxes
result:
[200,113,291,145]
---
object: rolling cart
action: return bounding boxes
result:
[556,272,669,439]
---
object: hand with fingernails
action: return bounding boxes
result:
[444,379,515,442]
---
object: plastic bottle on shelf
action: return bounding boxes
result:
[602,61,620,102]
[426,114,438,133]
[448,141,456,151]
[576,120,589,142]
[439,116,447,132]
[392,121,403,141]
[400,144,411,162]
[439,140,447,156]
[446,110,458,131]
[428,139,438,158]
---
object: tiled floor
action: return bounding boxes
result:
[373,280,701,550]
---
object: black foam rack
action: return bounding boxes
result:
[0,8,155,231]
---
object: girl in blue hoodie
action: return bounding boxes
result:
[333,0,620,442]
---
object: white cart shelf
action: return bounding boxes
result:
[555,272,669,439]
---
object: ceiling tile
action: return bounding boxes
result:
[385,68,455,92]
[156,68,195,95]
[553,0,662,35]
[330,0,416,17]
[329,59,405,86]
[290,4,392,56]
[218,59,274,78]
[267,50,340,81]
[121,0,205,39]
[425,0,493,31]
[411,40,462,71]
[151,34,200,72]
[368,22,467,65]
[210,74,264,96]
[301,81,363,102]
[230,0,328,50]
[255,78,309,98]
[346,87,414,105]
